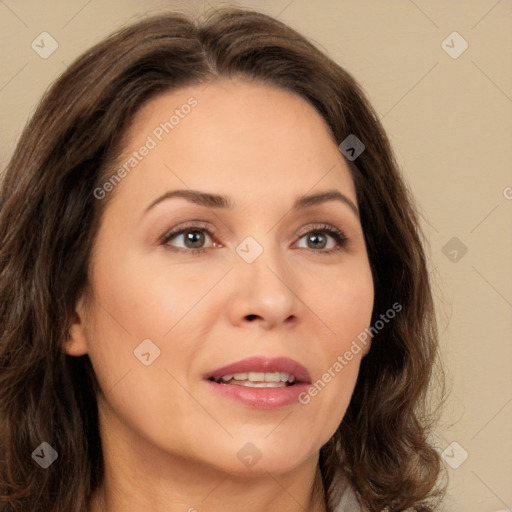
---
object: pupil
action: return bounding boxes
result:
[309,233,326,249]
[185,230,204,248]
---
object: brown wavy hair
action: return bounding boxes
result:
[0,7,446,512]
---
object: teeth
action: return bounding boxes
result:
[214,371,297,385]
[229,381,287,388]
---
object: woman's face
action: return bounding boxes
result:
[66,79,374,476]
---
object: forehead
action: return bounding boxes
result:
[109,78,356,210]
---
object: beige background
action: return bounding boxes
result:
[1,1,511,510]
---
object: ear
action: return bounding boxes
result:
[357,331,372,358]
[361,343,371,358]
[63,293,90,356]
[361,336,372,357]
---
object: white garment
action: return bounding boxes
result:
[334,484,362,511]
[333,485,418,512]
[331,471,363,511]
[330,472,417,511]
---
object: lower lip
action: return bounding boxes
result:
[205,380,310,409]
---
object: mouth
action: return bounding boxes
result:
[204,356,311,409]
[209,371,298,388]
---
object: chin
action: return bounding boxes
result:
[195,434,320,478]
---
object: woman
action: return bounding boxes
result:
[0,7,446,512]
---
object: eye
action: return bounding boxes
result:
[295,224,348,254]
[160,222,219,255]
[160,222,348,255]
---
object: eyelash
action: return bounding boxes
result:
[159,222,348,256]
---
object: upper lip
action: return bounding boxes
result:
[205,356,312,384]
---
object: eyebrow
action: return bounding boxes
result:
[144,188,359,217]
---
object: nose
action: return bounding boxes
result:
[226,241,300,330]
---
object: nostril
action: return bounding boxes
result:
[246,314,259,321]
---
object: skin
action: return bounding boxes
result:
[65,78,374,512]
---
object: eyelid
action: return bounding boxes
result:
[159,220,216,243]
[295,223,346,239]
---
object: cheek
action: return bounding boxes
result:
[83,248,220,393]
[82,259,204,442]
[90,247,213,339]
[309,258,374,347]
[328,270,374,378]
[299,259,373,427]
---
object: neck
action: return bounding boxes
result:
[88,397,328,512]
[90,460,327,512]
